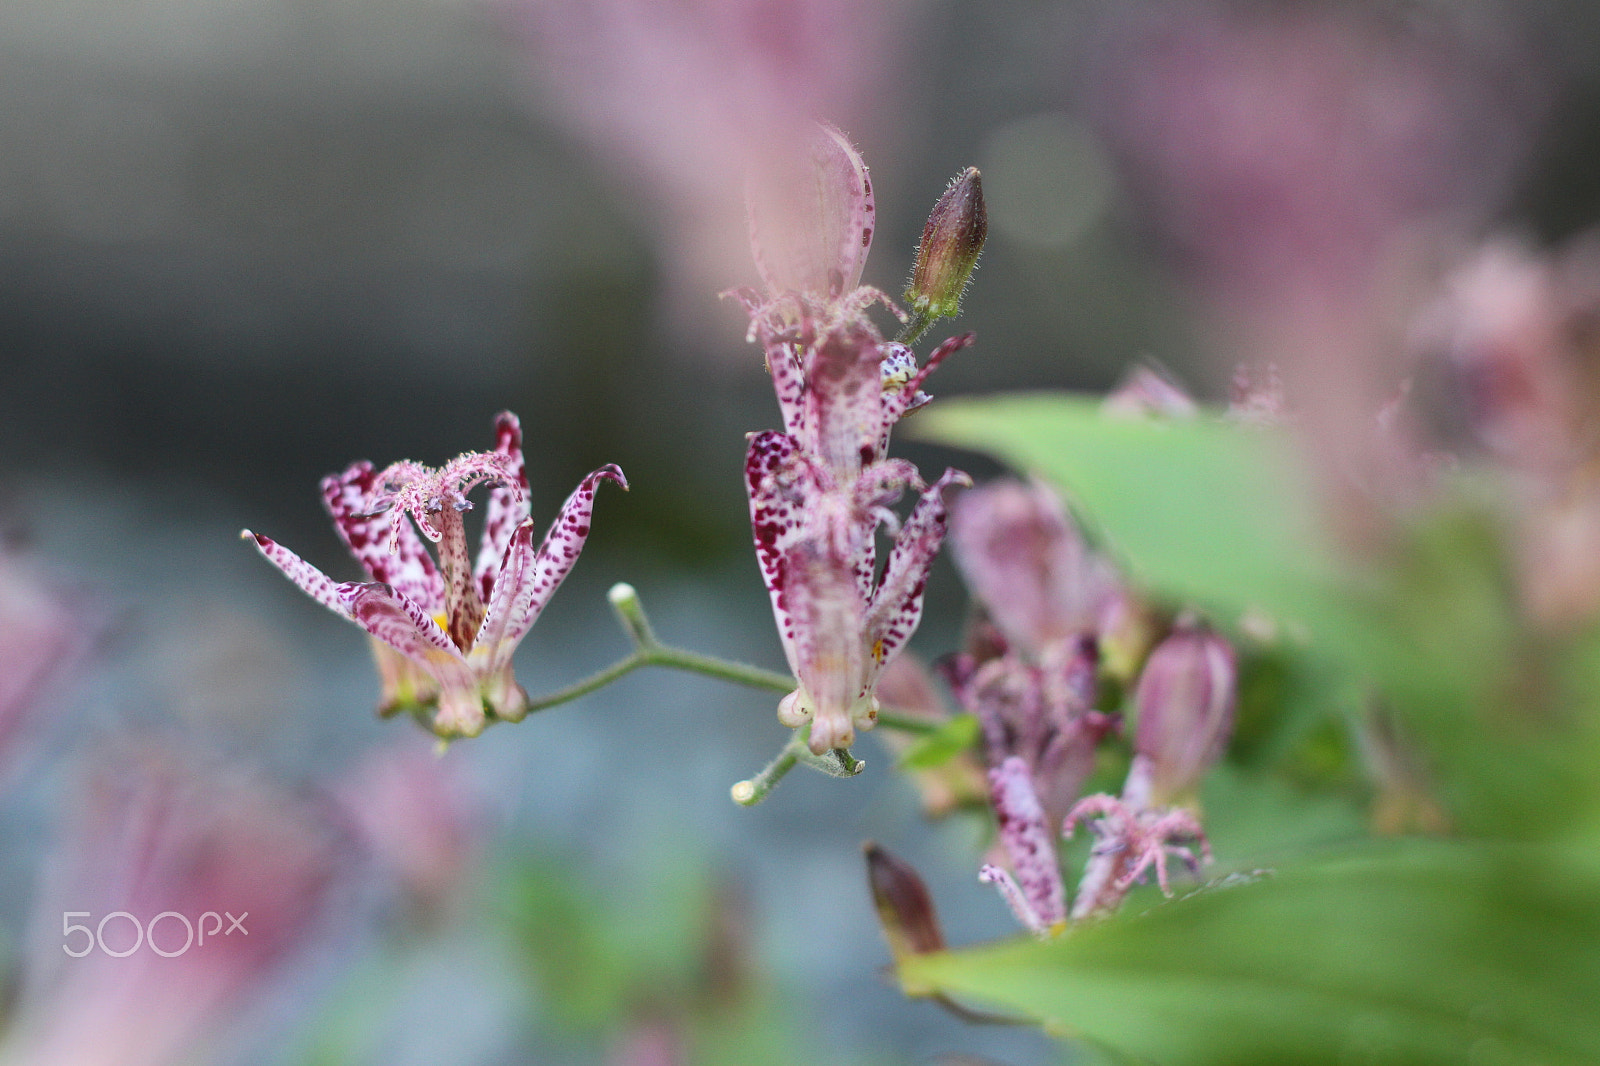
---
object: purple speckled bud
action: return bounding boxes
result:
[905,167,987,324]
[1131,625,1237,806]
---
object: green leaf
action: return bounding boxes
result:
[899,841,1600,1066]
[913,394,1338,627]
[913,394,1600,838]
[896,713,981,770]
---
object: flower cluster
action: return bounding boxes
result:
[731,124,985,754]
[944,477,1236,931]
[245,412,625,738]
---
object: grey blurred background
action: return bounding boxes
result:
[3,0,1600,1062]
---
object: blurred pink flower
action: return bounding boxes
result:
[505,0,914,303]
[0,748,347,1066]
[333,741,482,919]
[948,478,1120,657]
[1091,3,1541,519]
[1093,3,1532,301]
[1413,233,1600,625]
[0,543,94,783]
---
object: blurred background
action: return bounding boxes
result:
[3,0,1600,1062]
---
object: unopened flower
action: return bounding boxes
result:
[948,478,1120,657]
[905,167,988,329]
[1130,623,1237,808]
[864,842,947,961]
[245,412,625,738]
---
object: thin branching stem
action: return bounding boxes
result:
[513,583,952,803]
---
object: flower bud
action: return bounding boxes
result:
[905,167,987,326]
[1131,625,1236,806]
[864,842,946,963]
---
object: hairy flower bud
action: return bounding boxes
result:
[864,842,946,962]
[905,167,987,328]
[1131,625,1237,806]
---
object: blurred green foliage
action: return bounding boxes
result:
[901,393,1600,1064]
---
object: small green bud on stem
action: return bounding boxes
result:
[901,167,987,344]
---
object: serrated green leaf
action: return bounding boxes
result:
[899,841,1600,1066]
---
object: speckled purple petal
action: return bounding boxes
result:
[863,467,969,672]
[243,531,350,616]
[490,464,626,667]
[785,541,871,753]
[745,431,813,672]
[475,520,534,664]
[766,334,809,439]
[321,461,445,615]
[987,755,1066,929]
[476,411,532,602]
[341,583,467,670]
[804,320,889,477]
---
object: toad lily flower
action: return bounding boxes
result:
[735,126,979,755]
[244,412,625,738]
[748,430,968,753]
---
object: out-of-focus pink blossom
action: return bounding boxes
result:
[1064,793,1209,921]
[0,748,348,1066]
[333,741,482,919]
[1412,234,1600,625]
[940,640,1110,832]
[0,544,94,782]
[1093,4,1532,301]
[1091,3,1540,523]
[1416,236,1594,472]
[948,478,1120,656]
[506,0,913,301]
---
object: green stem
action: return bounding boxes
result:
[731,729,807,806]
[636,644,793,693]
[521,652,648,714]
[521,584,953,735]
[895,307,935,346]
[875,709,941,735]
[514,583,943,798]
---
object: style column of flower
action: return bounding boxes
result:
[731,124,987,755]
